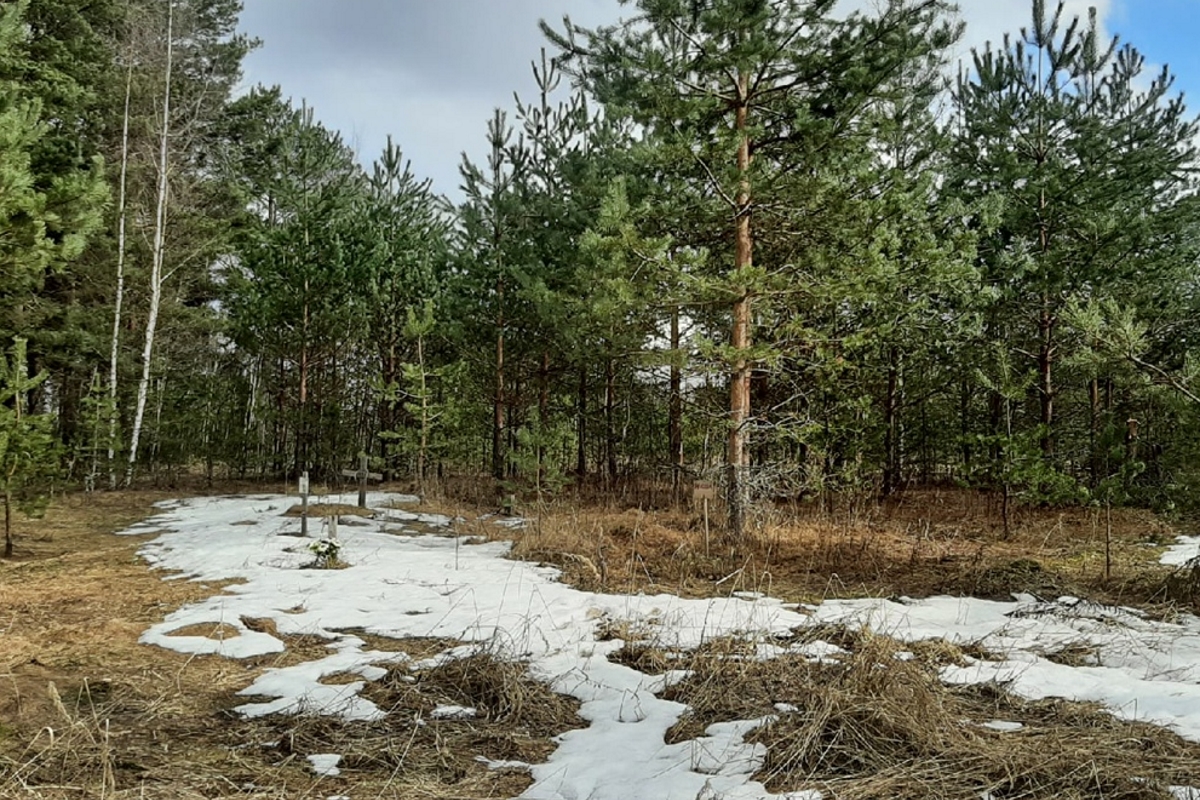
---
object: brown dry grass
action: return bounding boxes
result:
[653,627,1200,799]
[0,489,581,799]
[281,502,375,518]
[3,481,1198,799]
[480,487,1195,615]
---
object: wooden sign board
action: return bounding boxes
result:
[692,480,716,503]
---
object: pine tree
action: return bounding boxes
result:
[457,110,525,480]
[225,97,368,477]
[0,0,107,349]
[546,0,958,535]
[0,339,61,558]
[361,137,450,478]
[949,0,1199,484]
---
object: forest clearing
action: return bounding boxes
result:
[8,0,1200,796]
[3,483,1200,799]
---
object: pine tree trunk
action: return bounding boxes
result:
[297,286,309,479]
[416,332,429,493]
[576,365,587,478]
[3,491,11,561]
[605,357,617,486]
[538,351,549,483]
[883,346,901,497]
[669,307,683,503]
[492,281,505,480]
[4,491,12,559]
[727,75,753,539]
[108,58,133,490]
[1039,302,1055,458]
[126,0,173,486]
[274,355,285,475]
[380,339,398,478]
[959,379,972,474]
[1089,376,1102,487]
[490,112,506,483]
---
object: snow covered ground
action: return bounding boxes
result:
[1163,534,1200,567]
[121,493,1200,799]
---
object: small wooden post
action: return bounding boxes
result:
[328,514,338,541]
[693,480,716,557]
[357,452,368,508]
[299,471,310,537]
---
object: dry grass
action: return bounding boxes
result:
[0,489,582,799]
[653,627,1200,799]
[281,502,375,518]
[4,482,1198,799]
[476,487,1194,614]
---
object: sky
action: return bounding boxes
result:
[236,0,1197,201]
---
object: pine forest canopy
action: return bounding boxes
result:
[3,0,1200,536]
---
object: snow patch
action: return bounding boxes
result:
[306,753,341,777]
[124,494,1200,800]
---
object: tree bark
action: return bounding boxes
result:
[4,492,11,559]
[415,332,429,492]
[492,277,505,480]
[605,357,617,485]
[126,0,173,486]
[490,112,506,482]
[108,57,133,490]
[1089,376,1101,486]
[576,365,587,478]
[883,346,901,497]
[1038,302,1055,458]
[669,306,683,502]
[538,350,549,482]
[727,73,753,538]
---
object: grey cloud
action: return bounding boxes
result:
[237,0,1113,200]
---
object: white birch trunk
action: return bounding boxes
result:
[108,58,134,489]
[126,0,173,486]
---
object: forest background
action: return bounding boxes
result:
[4,0,1200,544]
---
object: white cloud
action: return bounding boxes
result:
[238,0,1117,200]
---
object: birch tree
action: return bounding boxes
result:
[125,0,173,484]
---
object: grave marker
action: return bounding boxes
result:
[342,453,382,508]
[299,471,310,536]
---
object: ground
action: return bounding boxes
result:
[2,483,1199,799]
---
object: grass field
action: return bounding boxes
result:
[2,483,1198,798]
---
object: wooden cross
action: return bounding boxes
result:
[342,453,382,508]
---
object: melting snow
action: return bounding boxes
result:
[306,753,341,777]
[122,493,1200,800]
[1163,535,1200,567]
[431,704,477,720]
